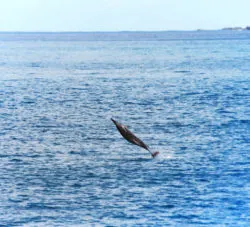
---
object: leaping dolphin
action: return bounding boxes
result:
[111,118,159,158]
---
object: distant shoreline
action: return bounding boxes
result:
[220,26,250,31]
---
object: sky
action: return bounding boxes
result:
[0,0,249,31]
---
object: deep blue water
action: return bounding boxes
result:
[0,31,250,226]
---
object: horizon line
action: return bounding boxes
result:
[0,29,237,33]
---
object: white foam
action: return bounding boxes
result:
[153,149,175,160]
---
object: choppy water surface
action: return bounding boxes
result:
[0,31,250,226]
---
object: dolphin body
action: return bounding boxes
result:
[111,118,159,158]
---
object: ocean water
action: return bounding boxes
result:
[0,31,249,226]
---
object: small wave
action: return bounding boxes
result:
[29,62,42,68]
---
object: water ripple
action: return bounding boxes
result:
[0,33,250,226]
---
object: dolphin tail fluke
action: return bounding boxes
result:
[147,148,159,158]
[151,151,160,158]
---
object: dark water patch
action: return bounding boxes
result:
[239,119,250,124]
[26,203,59,210]
[20,99,36,104]
[10,158,24,163]
[158,204,175,209]
[174,70,191,74]
[170,214,201,221]
[183,92,201,96]
[70,87,88,91]
[89,72,101,75]
[33,125,60,128]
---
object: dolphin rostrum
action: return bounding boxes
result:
[111,118,159,158]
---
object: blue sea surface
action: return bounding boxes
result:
[0,31,250,226]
